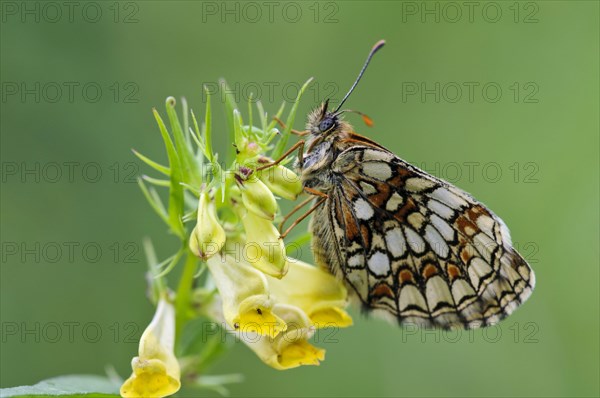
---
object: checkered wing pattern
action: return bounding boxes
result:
[310,145,535,329]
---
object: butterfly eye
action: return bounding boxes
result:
[319,118,335,132]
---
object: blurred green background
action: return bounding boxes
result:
[1,1,598,396]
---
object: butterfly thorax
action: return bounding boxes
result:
[298,103,358,191]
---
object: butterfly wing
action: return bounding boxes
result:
[310,143,535,330]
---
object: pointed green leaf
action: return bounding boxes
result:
[256,100,268,134]
[272,77,313,158]
[247,93,254,138]
[267,101,286,133]
[165,97,201,187]
[180,182,201,196]
[131,149,170,176]
[143,238,166,303]
[137,178,169,226]
[155,247,184,278]
[153,109,185,239]
[141,175,170,187]
[233,109,245,150]
[203,86,214,162]
[182,96,190,146]
[189,124,208,159]
[182,209,197,223]
[219,79,238,161]
[190,109,205,160]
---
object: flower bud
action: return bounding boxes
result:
[242,211,288,278]
[242,139,261,158]
[258,161,303,201]
[189,191,226,260]
[237,169,277,220]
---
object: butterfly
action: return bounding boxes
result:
[282,40,535,330]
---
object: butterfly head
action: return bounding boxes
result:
[306,99,346,136]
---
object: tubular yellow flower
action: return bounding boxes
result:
[241,211,288,278]
[121,298,180,398]
[189,191,226,260]
[237,170,278,220]
[258,160,303,201]
[268,259,353,328]
[237,304,325,370]
[207,254,286,338]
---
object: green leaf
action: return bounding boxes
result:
[203,85,213,162]
[189,112,208,160]
[232,109,245,150]
[153,109,186,240]
[180,182,201,195]
[267,101,286,133]
[247,93,254,138]
[143,238,166,303]
[272,77,313,158]
[141,175,170,187]
[181,96,190,146]
[155,246,185,278]
[182,209,197,223]
[137,178,169,226]
[256,100,268,134]
[131,149,170,176]
[165,97,202,186]
[219,79,238,162]
[0,375,119,397]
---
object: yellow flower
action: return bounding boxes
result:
[268,259,353,328]
[121,298,180,398]
[206,255,351,369]
[241,211,288,278]
[207,254,286,338]
[189,190,226,260]
[237,304,325,370]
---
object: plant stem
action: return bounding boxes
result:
[175,249,198,345]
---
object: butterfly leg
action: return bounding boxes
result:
[274,116,310,136]
[256,140,305,171]
[280,187,328,239]
[278,196,314,232]
[304,186,328,198]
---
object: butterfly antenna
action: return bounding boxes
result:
[333,39,385,113]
